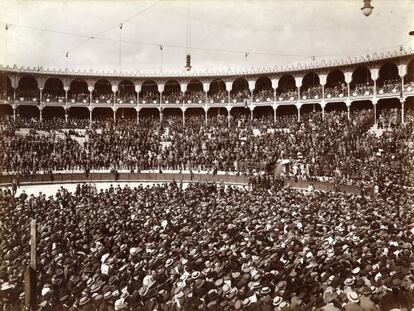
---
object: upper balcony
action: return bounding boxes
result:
[0,48,413,108]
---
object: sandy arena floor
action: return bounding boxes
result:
[1,181,245,197]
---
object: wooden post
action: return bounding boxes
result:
[25,219,37,309]
[30,220,37,271]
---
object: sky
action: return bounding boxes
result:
[0,0,413,74]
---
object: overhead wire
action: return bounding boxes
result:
[0,19,334,58]
[65,0,162,57]
[1,6,413,62]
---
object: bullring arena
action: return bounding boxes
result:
[0,1,414,310]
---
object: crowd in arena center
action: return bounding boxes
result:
[0,106,413,192]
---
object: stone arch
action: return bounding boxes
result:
[68,78,89,103]
[140,80,159,103]
[0,74,13,100]
[254,76,273,102]
[277,74,296,101]
[17,75,39,101]
[207,79,227,103]
[44,77,65,102]
[231,77,249,103]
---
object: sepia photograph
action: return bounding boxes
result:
[0,0,413,310]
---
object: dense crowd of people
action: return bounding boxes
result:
[68,92,89,103]
[277,90,297,102]
[140,91,160,104]
[93,94,114,104]
[325,83,347,99]
[351,83,374,97]
[0,86,413,311]
[0,105,412,192]
[184,91,205,103]
[3,79,413,106]
[301,86,322,100]
[207,90,227,103]
[230,90,250,103]
[0,181,413,310]
[253,90,273,102]
[377,80,401,95]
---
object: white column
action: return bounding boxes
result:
[398,64,407,98]
[135,84,141,105]
[320,101,326,121]
[320,74,327,101]
[271,79,279,103]
[296,103,302,121]
[401,99,405,124]
[64,86,69,104]
[225,82,232,104]
[203,82,210,104]
[111,85,118,105]
[248,80,255,103]
[370,68,379,97]
[295,77,302,101]
[345,99,352,121]
[181,83,187,104]
[158,84,165,105]
[88,86,94,106]
[39,107,43,122]
[344,71,352,99]
[372,98,378,125]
